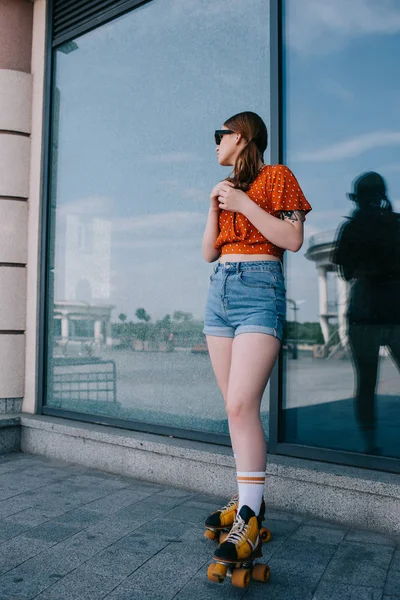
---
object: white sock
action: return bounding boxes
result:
[237,471,265,516]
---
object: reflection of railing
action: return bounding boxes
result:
[308,230,336,249]
[52,358,117,403]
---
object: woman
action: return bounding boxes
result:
[202,111,311,564]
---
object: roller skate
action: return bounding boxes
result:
[207,505,270,589]
[204,495,270,545]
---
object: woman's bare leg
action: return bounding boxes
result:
[205,335,233,404]
[226,332,280,471]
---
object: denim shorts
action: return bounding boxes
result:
[203,260,286,341]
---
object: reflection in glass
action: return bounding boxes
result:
[45,0,271,436]
[333,172,400,455]
[283,0,400,458]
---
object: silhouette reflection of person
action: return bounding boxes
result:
[333,172,400,455]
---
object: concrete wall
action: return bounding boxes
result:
[0,0,33,73]
[0,0,36,414]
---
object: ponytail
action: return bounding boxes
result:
[225,140,263,191]
[222,111,268,191]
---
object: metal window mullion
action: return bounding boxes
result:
[268,0,283,455]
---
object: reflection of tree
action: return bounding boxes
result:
[112,308,204,348]
[173,311,193,322]
[135,308,151,323]
[117,313,129,347]
[285,322,324,345]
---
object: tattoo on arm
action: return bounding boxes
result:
[278,210,306,223]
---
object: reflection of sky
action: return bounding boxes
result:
[51,0,400,323]
[52,0,270,321]
[284,0,400,321]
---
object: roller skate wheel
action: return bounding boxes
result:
[207,562,228,583]
[204,529,218,541]
[231,568,251,588]
[219,531,229,543]
[260,527,271,543]
[252,563,271,582]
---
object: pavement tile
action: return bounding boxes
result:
[291,524,347,546]
[81,536,171,578]
[245,583,314,599]
[267,539,336,589]
[385,550,400,596]
[4,506,65,527]
[0,495,38,519]
[62,474,130,493]
[180,498,221,511]
[155,487,195,499]
[37,527,134,573]
[104,536,211,600]
[0,558,65,599]
[257,517,303,561]
[52,507,105,528]
[0,520,31,541]
[35,569,123,600]
[190,493,229,505]
[305,517,351,530]
[131,515,192,541]
[82,488,154,515]
[22,521,81,543]
[265,508,306,523]
[313,581,384,599]
[136,494,188,511]
[323,541,395,588]
[174,566,247,599]
[345,529,399,547]
[0,535,52,576]
[162,504,213,525]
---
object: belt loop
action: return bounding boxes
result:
[236,262,241,273]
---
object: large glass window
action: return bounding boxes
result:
[45,0,272,437]
[283,0,400,459]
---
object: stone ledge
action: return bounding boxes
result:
[19,414,400,534]
[0,414,21,428]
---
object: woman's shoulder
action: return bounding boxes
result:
[264,164,297,178]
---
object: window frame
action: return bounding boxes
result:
[37,0,400,472]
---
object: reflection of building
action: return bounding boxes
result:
[54,301,114,345]
[305,231,349,348]
[65,215,111,301]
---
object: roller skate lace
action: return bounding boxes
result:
[226,514,250,544]
[221,493,238,514]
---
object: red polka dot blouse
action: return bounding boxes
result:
[214,164,312,259]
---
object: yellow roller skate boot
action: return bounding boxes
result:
[213,505,261,563]
[204,494,238,541]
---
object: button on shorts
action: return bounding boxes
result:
[203,260,286,341]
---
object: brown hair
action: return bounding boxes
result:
[223,111,268,191]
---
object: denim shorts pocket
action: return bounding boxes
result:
[238,269,277,289]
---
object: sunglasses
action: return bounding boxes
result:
[214,129,235,145]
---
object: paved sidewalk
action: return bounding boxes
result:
[0,453,399,600]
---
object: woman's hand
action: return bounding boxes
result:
[210,181,228,212]
[217,182,250,213]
